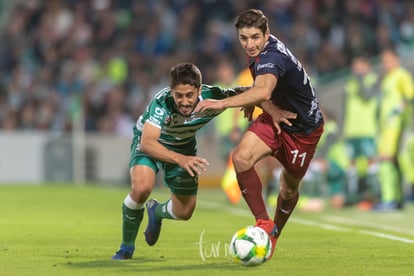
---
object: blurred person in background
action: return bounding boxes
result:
[375,47,414,211]
[340,55,380,210]
[195,9,323,259]
[300,110,349,212]
[213,60,248,164]
[2,1,414,134]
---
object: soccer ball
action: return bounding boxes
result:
[229,226,272,266]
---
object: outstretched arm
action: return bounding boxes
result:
[141,123,209,177]
[194,74,276,112]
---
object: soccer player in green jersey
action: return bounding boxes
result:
[112,62,227,259]
[112,62,289,260]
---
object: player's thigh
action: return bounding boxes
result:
[129,141,160,194]
[233,131,272,171]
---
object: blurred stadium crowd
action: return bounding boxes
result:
[1,0,414,134]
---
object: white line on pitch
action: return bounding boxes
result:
[322,215,414,236]
[197,199,414,244]
[359,230,414,244]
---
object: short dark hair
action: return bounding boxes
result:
[234,9,269,35]
[169,62,202,89]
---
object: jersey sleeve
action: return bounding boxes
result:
[145,99,168,129]
[201,85,241,99]
[255,51,286,79]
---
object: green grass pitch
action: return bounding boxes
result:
[1,184,413,275]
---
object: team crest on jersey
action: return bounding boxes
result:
[165,115,171,125]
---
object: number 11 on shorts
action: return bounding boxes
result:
[290,149,307,167]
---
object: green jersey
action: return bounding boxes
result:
[134,84,239,153]
[343,72,379,138]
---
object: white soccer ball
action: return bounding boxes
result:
[229,225,272,266]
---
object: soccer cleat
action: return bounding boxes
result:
[144,199,162,246]
[255,219,278,236]
[268,235,278,260]
[255,219,278,259]
[112,244,134,260]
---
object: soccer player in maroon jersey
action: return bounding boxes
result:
[195,9,324,259]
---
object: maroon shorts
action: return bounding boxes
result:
[248,112,324,179]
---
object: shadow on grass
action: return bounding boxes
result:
[65,257,254,272]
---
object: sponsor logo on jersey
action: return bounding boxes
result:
[257,63,275,71]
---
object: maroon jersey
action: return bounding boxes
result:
[249,35,323,135]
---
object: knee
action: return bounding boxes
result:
[130,179,152,202]
[232,147,253,171]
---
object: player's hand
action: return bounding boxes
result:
[178,156,209,177]
[241,106,254,121]
[264,103,297,134]
[194,99,225,113]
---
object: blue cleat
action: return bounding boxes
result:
[112,244,135,260]
[144,199,162,246]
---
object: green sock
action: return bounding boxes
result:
[122,204,144,246]
[155,200,176,220]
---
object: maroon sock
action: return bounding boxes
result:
[236,167,269,220]
[273,193,299,237]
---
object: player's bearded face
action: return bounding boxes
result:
[171,84,201,116]
[238,27,269,58]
